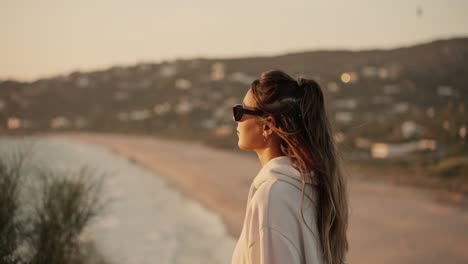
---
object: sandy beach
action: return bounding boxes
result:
[53,132,468,264]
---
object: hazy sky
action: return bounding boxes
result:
[1,0,467,81]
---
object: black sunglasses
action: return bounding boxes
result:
[232,104,265,121]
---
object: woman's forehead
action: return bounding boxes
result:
[242,89,256,107]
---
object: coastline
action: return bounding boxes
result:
[0,136,236,264]
[43,132,468,264]
[51,132,259,237]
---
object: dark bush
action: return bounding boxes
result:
[0,148,106,264]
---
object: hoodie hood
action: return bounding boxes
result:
[252,156,317,203]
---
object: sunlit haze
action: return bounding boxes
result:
[1,0,467,81]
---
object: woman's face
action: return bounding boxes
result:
[236,89,265,150]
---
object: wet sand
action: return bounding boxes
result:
[54,132,468,264]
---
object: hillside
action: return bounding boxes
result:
[1,37,467,184]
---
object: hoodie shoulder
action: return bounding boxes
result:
[250,178,306,229]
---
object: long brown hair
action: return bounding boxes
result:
[250,70,348,264]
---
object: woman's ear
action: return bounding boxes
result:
[263,115,277,136]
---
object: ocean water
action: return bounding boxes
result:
[0,137,236,264]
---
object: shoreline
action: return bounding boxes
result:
[33,132,468,264]
[51,132,259,237]
[1,136,236,263]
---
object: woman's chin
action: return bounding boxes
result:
[237,141,244,150]
[238,141,253,151]
[237,140,247,150]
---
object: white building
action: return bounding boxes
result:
[159,64,177,77]
[50,116,71,129]
[437,85,454,96]
[129,110,151,121]
[459,125,466,139]
[393,102,409,113]
[371,140,436,159]
[175,99,193,115]
[401,121,421,139]
[361,66,378,78]
[355,137,371,149]
[76,76,90,88]
[175,78,192,90]
[7,117,21,129]
[211,62,225,81]
[153,102,171,115]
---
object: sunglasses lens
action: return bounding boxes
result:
[233,106,243,121]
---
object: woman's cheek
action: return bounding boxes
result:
[238,131,249,150]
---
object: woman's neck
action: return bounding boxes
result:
[255,146,283,167]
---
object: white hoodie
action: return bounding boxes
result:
[231,156,323,264]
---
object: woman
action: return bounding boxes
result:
[231,70,348,264]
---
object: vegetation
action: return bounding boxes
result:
[0,149,106,264]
